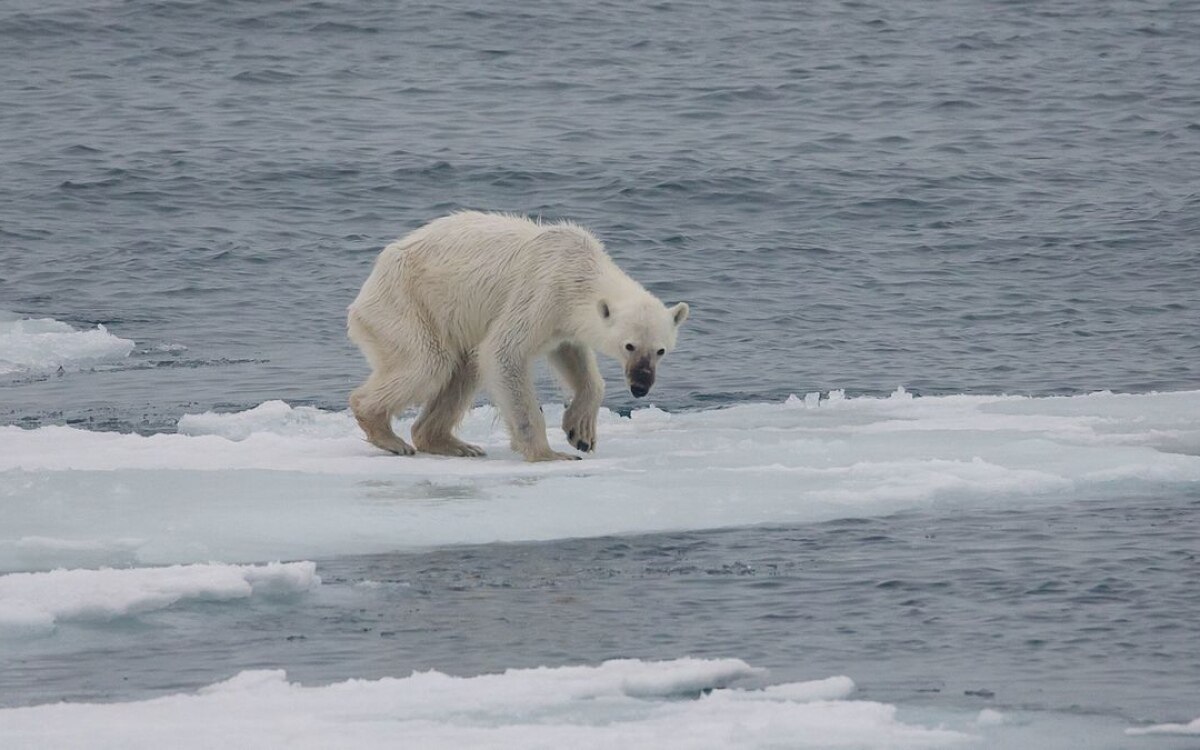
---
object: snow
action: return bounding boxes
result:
[0,659,976,749]
[0,312,135,375]
[0,561,318,635]
[2,389,1199,569]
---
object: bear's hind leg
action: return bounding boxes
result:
[349,313,420,455]
[350,340,453,456]
[350,374,416,456]
[412,353,486,457]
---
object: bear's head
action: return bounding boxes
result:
[597,297,689,398]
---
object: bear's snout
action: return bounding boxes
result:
[629,359,655,398]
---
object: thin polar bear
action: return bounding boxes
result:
[347,211,689,462]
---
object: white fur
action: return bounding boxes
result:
[347,211,688,462]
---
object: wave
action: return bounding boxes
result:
[2,389,1198,571]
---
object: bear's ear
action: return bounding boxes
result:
[670,302,689,327]
[598,300,611,321]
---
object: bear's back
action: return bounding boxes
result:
[396,211,602,283]
[360,212,605,345]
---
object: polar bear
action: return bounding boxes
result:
[347,211,689,462]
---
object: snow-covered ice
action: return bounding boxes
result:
[0,659,977,749]
[2,389,1199,569]
[0,312,135,375]
[0,561,317,635]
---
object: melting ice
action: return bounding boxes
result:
[0,312,135,375]
[0,561,317,636]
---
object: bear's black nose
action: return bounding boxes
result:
[629,358,654,398]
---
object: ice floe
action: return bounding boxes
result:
[0,561,317,635]
[0,659,976,749]
[0,312,135,375]
[1127,716,1200,736]
[1,389,1198,569]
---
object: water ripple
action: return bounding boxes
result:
[1,0,1198,424]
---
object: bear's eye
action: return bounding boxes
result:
[656,348,665,356]
[624,343,635,352]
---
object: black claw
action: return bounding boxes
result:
[576,440,590,452]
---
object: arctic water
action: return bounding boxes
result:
[2,0,1199,747]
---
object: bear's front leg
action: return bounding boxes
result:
[549,342,604,453]
[563,401,600,454]
[482,336,579,462]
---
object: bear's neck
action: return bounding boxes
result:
[593,263,649,303]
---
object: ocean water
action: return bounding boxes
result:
[2,0,1200,747]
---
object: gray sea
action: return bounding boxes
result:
[2,0,1199,746]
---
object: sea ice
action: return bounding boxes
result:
[0,313,135,375]
[0,659,975,749]
[0,561,317,635]
[1,390,1198,569]
[1,392,1193,749]
[178,400,355,441]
